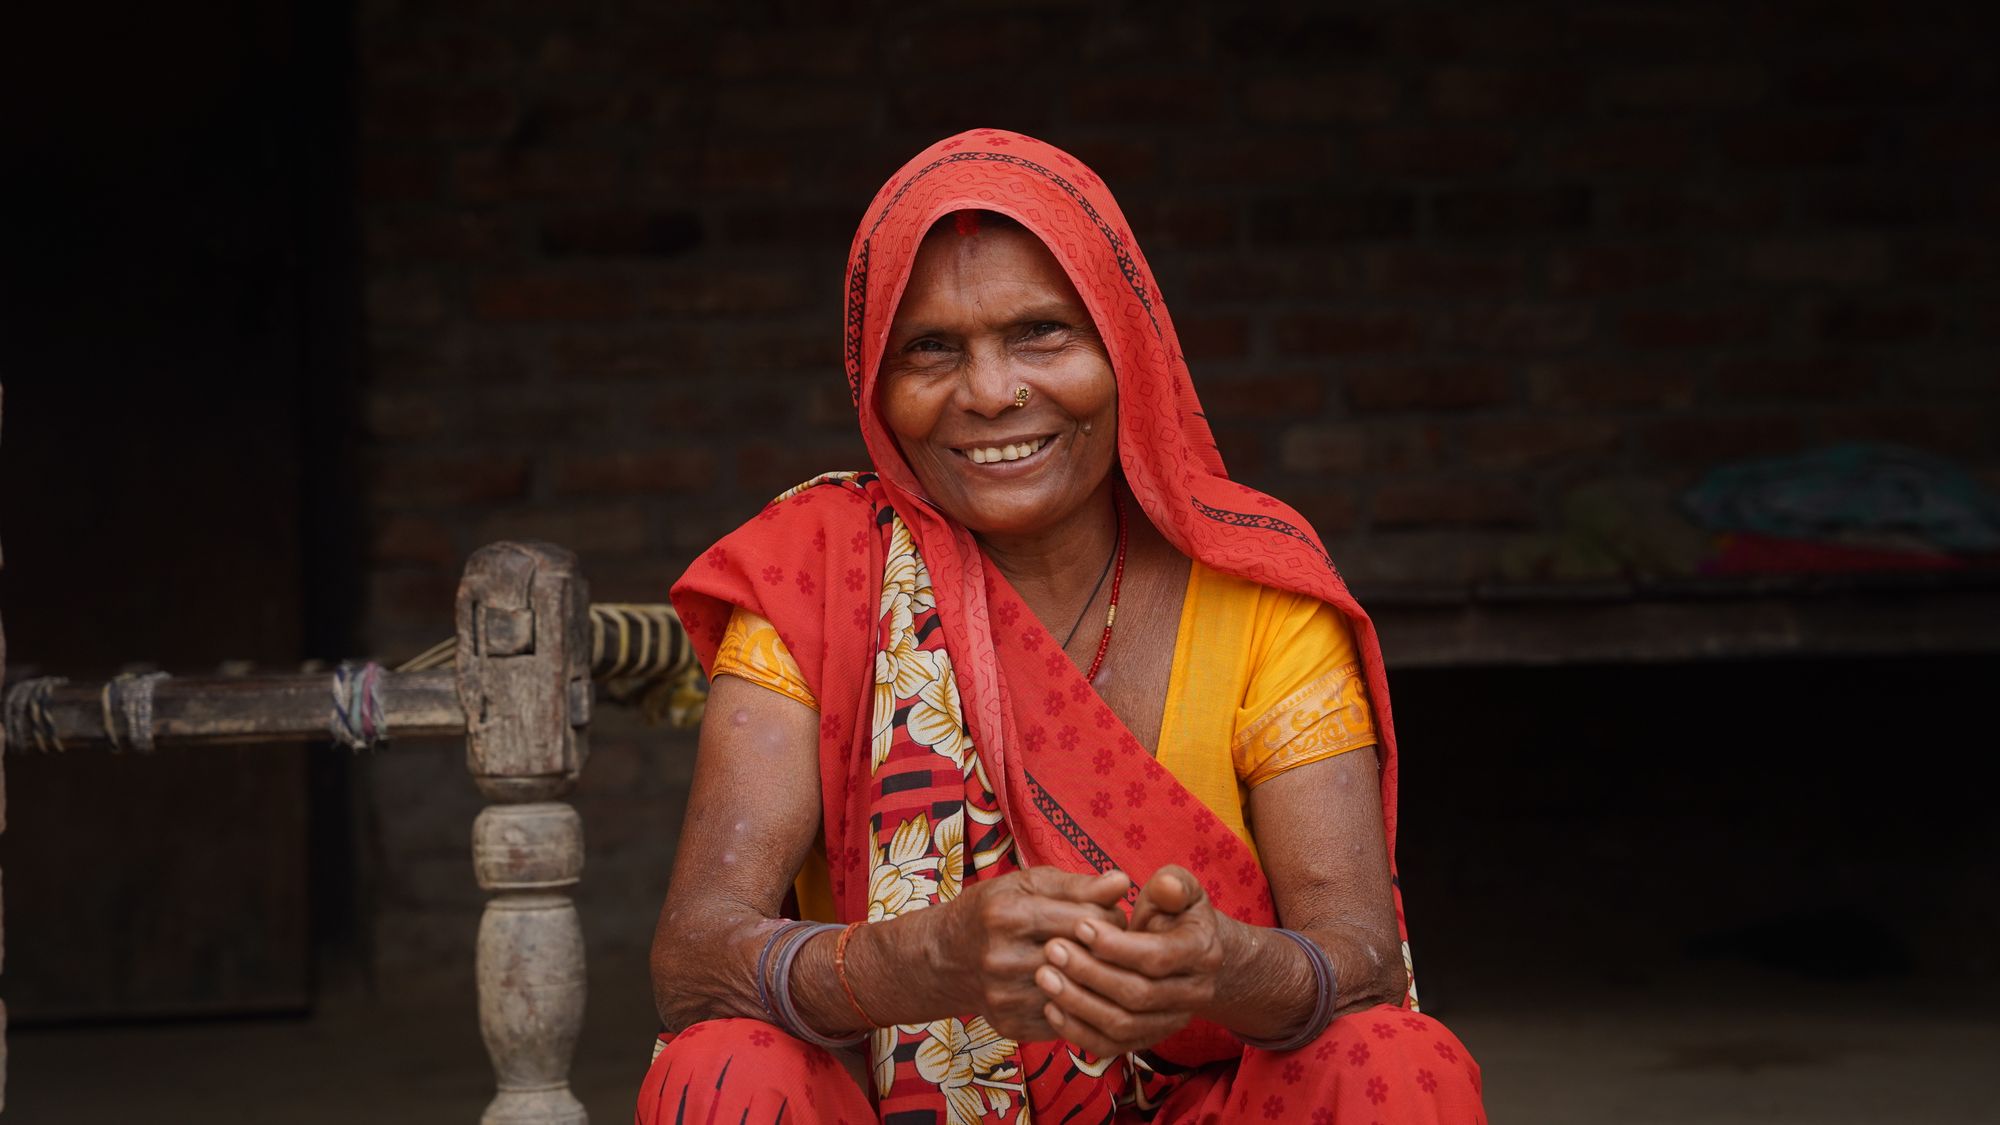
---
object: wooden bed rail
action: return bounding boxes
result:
[0,540,661,1123]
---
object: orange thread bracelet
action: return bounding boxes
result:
[834,921,879,1028]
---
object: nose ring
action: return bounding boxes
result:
[1013,385,1031,409]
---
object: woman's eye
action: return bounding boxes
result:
[906,338,948,354]
[1028,321,1064,337]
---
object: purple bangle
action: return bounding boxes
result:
[1236,927,1338,1053]
[770,922,866,1049]
[755,920,817,1023]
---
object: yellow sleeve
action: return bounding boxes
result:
[713,607,818,712]
[1232,593,1376,789]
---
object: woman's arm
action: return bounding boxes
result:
[651,674,1129,1041]
[649,673,825,1030]
[1033,746,1405,1054]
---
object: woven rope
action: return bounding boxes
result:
[330,661,388,751]
[100,670,171,753]
[5,676,69,752]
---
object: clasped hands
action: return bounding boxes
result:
[937,864,1229,1058]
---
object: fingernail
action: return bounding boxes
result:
[1047,941,1070,966]
[1036,966,1064,994]
[1077,921,1097,943]
[1046,1005,1066,1027]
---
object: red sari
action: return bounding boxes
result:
[655,129,1483,1123]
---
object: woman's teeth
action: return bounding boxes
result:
[965,437,1048,464]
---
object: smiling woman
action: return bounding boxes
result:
[642,130,1486,1124]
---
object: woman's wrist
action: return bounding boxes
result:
[1202,917,1323,1041]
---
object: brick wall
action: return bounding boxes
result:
[353,1,2000,987]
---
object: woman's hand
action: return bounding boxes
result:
[1033,865,1229,1058]
[922,867,1130,1043]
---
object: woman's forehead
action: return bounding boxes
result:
[894,224,1087,327]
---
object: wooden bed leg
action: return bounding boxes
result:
[458,542,591,1124]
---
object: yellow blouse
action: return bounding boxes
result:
[713,560,1375,862]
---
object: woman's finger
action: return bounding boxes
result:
[1044,938,1209,1014]
[1036,968,1187,1057]
[1072,913,1217,979]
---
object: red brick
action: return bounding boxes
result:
[369,452,533,508]
[1282,422,1440,475]
[367,28,514,83]
[1783,56,1954,106]
[715,85,879,131]
[1183,257,1347,304]
[737,439,871,496]
[713,27,868,78]
[1449,304,1595,354]
[646,389,730,435]
[554,449,715,496]
[360,151,442,203]
[1913,116,2000,164]
[547,327,713,381]
[476,504,653,556]
[1174,315,1252,362]
[362,86,517,142]
[1892,239,1998,285]
[1209,426,1269,477]
[453,148,625,203]
[362,390,453,441]
[1608,185,1786,233]
[887,83,1057,134]
[369,328,539,386]
[365,570,461,630]
[1457,417,1622,470]
[1743,238,1889,285]
[1061,140,1163,187]
[1122,199,1237,248]
[1638,415,1807,465]
[1374,478,1535,528]
[1432,186,1591,237]
[1797,180,1953,229]
[709,325,840,374]
[1600,65,1767,112]
[879,17,1050,69]
[1353,127,1519,177]
[1067,76,1226,125]
[1543,123,1698,176]
[1815,406,2000,459]
[369,514,459,568]
[1427,67,1581,118]
[1174,138,1343,185]
[366,275,448,327]
[641,270,808,317]
[1345,363,1513,412]
[1285,490,1359,536]
[1813,301,1938,345]
[1529,363,1698,411]
[472,272,637,322]
[1712,356,1878,401]
[1722,119,1871,169]
[1549,246,1692,296]
[1363,248,1526,296]
[1241,72,1399,123]
[1199,374,1326,420]
[1216,12,1388,63]
[1252,194,1419,243]
[541,208,702,258]
[718,204,861,247]
[1619,304,1772,351]
[1274,312,1427,356]
[367,210,517,263]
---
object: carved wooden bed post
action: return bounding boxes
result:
[456,542,591,1124]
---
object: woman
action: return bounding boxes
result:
[645,129,1484,1123]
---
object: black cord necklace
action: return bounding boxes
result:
[1061,496,1122,650]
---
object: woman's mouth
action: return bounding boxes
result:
[956,436,1051,465]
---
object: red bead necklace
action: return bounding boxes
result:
[1084,489,1129,683]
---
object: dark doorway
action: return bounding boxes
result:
[1,0,359,1019]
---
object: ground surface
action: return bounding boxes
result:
[7,967,1991,1123]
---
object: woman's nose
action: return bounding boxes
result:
[954,345,1023,417]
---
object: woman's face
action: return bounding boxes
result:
[878,220,1118,540]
